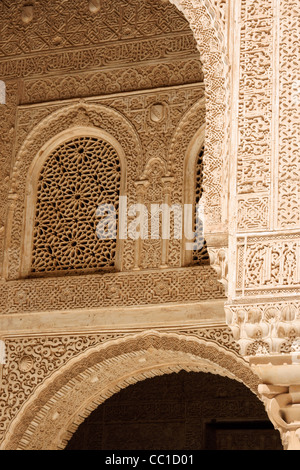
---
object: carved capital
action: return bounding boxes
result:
[225,300,300,356]
[161,176,175,196]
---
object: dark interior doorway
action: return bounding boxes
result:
[66,371,283,450]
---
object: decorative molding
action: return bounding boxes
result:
[225,299,300,355]
[0,266,225,315]
[21,59,204,104]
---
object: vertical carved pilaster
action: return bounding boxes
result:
[2,192,18,280]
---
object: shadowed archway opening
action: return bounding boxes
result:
[66,371,283,451]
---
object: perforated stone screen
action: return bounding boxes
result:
[31,136,121,275]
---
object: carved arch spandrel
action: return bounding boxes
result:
[1,331,260,450]
[3,0,229,278]
[5,103,143,280]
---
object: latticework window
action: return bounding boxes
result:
[192,146,210,265]
[31,136,121,275]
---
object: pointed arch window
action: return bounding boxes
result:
[24,133,123,277]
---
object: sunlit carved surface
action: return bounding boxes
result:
[0,0,299,451]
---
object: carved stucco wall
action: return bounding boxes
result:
[0,0,233,450]
[0,0,299,451]
[0,0,229,319]
[0,0,229,280]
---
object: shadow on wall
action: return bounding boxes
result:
[66,371,283,450]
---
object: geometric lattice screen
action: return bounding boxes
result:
[31,137,121,275]
[192,145,210,266]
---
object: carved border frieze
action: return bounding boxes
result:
[0,35,200,81]
[21,58,204,105]
[0,266,225,315]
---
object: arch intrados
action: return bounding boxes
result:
[26,126,127,184]
[10,102,142,194]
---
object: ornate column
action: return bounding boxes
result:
[160,176,175,268]
[250,354,300,450]
[2,192,18,280]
